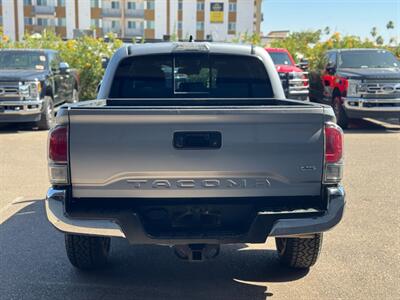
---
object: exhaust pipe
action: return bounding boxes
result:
[173,244,220,261]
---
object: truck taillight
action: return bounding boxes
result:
[48,126,69,185]
[49,126,68,162]
[324,122,344,183]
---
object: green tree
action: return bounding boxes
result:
[370,27,378,38]
[386,21,395,30]
[376,36,384,45]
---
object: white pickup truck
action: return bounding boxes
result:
[46,43,345,271]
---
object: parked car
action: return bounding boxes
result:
[46,43,345,271]
[0,49,79,129]
[309,48,400,128]
[265,48,309,100]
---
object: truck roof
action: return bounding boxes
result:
[328,48,387,52]
[0,48,57,54]
[125,42,257,57]
[264,48,290,53]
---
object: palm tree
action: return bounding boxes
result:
[386,21,395,30]
[375,36,384,45]
[370,27,378,38]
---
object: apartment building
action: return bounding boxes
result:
[0,0,262,41]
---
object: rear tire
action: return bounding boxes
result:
[275,233,323,269]
[332,96,349,129]
[36,96,54,130]
[65,234,111,270]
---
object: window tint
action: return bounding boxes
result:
[327,52,337,66]
[49,52,61,70]
[338,50,399,68]
[0,51,47,70]
[268,52,293,65]
[109,54,273,98]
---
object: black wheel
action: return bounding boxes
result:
[275,233,323,269]
[36,96,54,130]
[332,96,349,129]
[65,234,111,270]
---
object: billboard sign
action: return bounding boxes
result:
[210,2,224,23]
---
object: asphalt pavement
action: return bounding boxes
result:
[0,119,399,300]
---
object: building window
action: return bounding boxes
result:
[91,18,102,27]
[24,17,33,25]
[0,16,2,26]
[197,1,205,11]
[229,2,237,12]
[23,0,32,5]
[111,20,120,29]
[37,0,48,6]
[127,1,136,10]
[57,18,66,26]
[178,0,183,11]
[146,0,155,10]
[228,22,236,32]
[127,21,137,29]
[37,18,49,26]
[57,0,65,6]
[196,21,204,31]
[177,21,183,31]
[146,20,155,29]
[90,0,100,7]
[111,1,120,9]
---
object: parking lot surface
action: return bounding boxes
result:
[0,119,399,300]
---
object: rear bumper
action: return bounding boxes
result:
[0,99,43,123]
[45,186,345,244]
[343,97,400,119]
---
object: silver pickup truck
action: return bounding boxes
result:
[46,43,345,271]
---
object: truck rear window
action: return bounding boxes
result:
[109,54,273,98]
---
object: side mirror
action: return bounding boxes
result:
[296,59,309,71]
[59,62,70,75]
[101,57,109,69]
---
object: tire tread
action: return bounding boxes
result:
[65,234,110,270]
[276,234,323,269]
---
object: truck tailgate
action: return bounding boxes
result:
[69,106,324,198]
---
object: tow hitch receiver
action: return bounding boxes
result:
[173,244,220,261]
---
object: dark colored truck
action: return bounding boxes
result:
[45,43,345,271]
[0,49,79,129]
[309,48,400,128]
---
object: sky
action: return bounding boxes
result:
[261,0,400,43]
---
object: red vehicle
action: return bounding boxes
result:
[265,48,309,100]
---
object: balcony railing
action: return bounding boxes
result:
[102,8,122,17]
[33,6,56,15]
[125,9,145,18]
[125,28,144,37]
[103,27,122,36]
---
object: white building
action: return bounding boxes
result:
[0,0,262,41]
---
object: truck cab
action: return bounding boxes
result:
[309,48,400,128]
[265,48,309,101]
